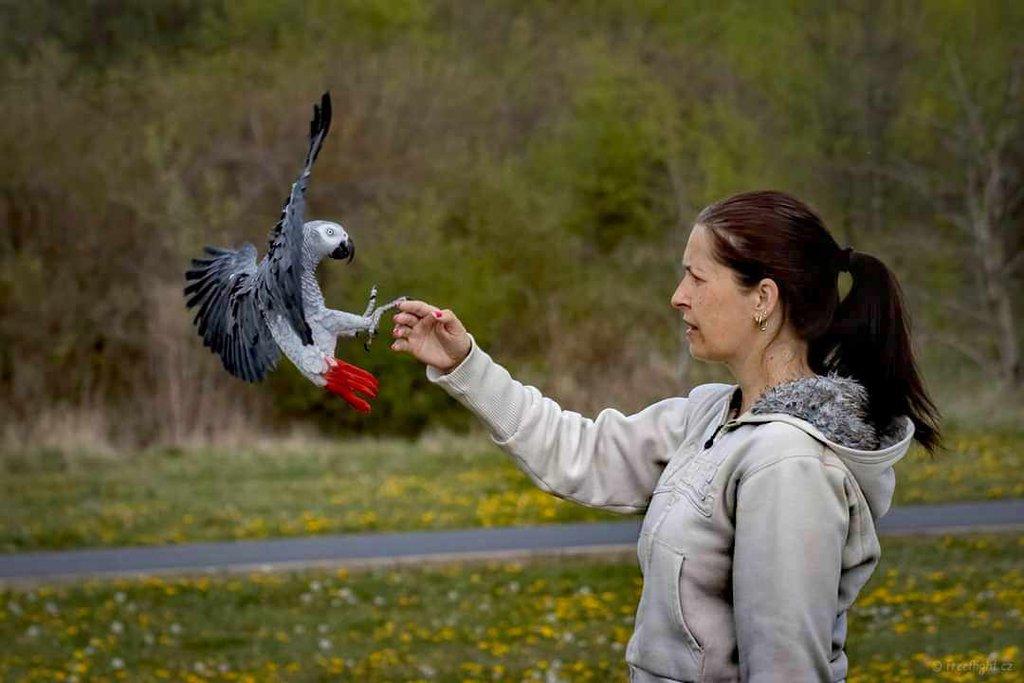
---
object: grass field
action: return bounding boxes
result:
[2,429,1021,552]
[0,533,1020,681]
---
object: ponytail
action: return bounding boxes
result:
[809,250,942,453]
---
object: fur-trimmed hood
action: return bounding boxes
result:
[728,372,915,520]
[749,373,905,451]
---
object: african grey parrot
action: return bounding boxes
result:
[183,91,405,413]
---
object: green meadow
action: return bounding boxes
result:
[1,533,1020,681]
[2,429,1021,552]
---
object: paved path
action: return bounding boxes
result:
[2,499,1021,585]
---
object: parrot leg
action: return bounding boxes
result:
[323,357,379,413]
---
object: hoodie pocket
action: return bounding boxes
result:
[626,539,704,681]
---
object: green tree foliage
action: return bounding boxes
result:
[1,0,1020,446]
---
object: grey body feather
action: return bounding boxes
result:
[265,230,381,386]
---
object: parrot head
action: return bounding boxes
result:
[306,220,354,263]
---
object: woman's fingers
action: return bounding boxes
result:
[391,301,465,364]
[397,300,439,318]
[391,312,420,327]
[432,309,466,338]
[433,309,458,326]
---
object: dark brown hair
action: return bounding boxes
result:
[695,190,941,453]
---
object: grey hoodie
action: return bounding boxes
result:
[427,335,914,682]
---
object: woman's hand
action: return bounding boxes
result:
[390,300,472,373]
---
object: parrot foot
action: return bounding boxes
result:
[363,295,409,352]
[324,358,379,413]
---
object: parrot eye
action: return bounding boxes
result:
[326,228,335,237]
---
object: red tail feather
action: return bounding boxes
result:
[324,359,379,413]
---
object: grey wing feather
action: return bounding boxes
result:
[256,91,332,346]
[183,243,281,382]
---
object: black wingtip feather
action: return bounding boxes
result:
[320,91,331,135]
[183,244,280,384]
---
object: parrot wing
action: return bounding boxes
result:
[183,243,281,382]
[255,90,332,347]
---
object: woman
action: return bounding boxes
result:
[389,190,941,682]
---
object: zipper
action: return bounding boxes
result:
[704,386,743,450]
[703,419,740,449]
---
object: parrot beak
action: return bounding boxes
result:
[330,238,355,263]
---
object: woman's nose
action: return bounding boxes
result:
[671,286,688,310]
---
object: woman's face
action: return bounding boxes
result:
[670,224,760,363]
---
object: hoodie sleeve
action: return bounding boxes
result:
[426,335,691,513]
[732,454,849,682]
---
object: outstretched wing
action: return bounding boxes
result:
[255,90,333,346]
[183,244,281,382]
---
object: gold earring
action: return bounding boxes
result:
[754,311,768,331]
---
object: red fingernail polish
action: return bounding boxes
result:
[433,311,442,318]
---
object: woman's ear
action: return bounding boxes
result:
[756,278,780,317]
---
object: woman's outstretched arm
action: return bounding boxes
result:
[390,301,692,513]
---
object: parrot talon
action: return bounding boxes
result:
[359,296,407,352]
[362,284,379,317]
